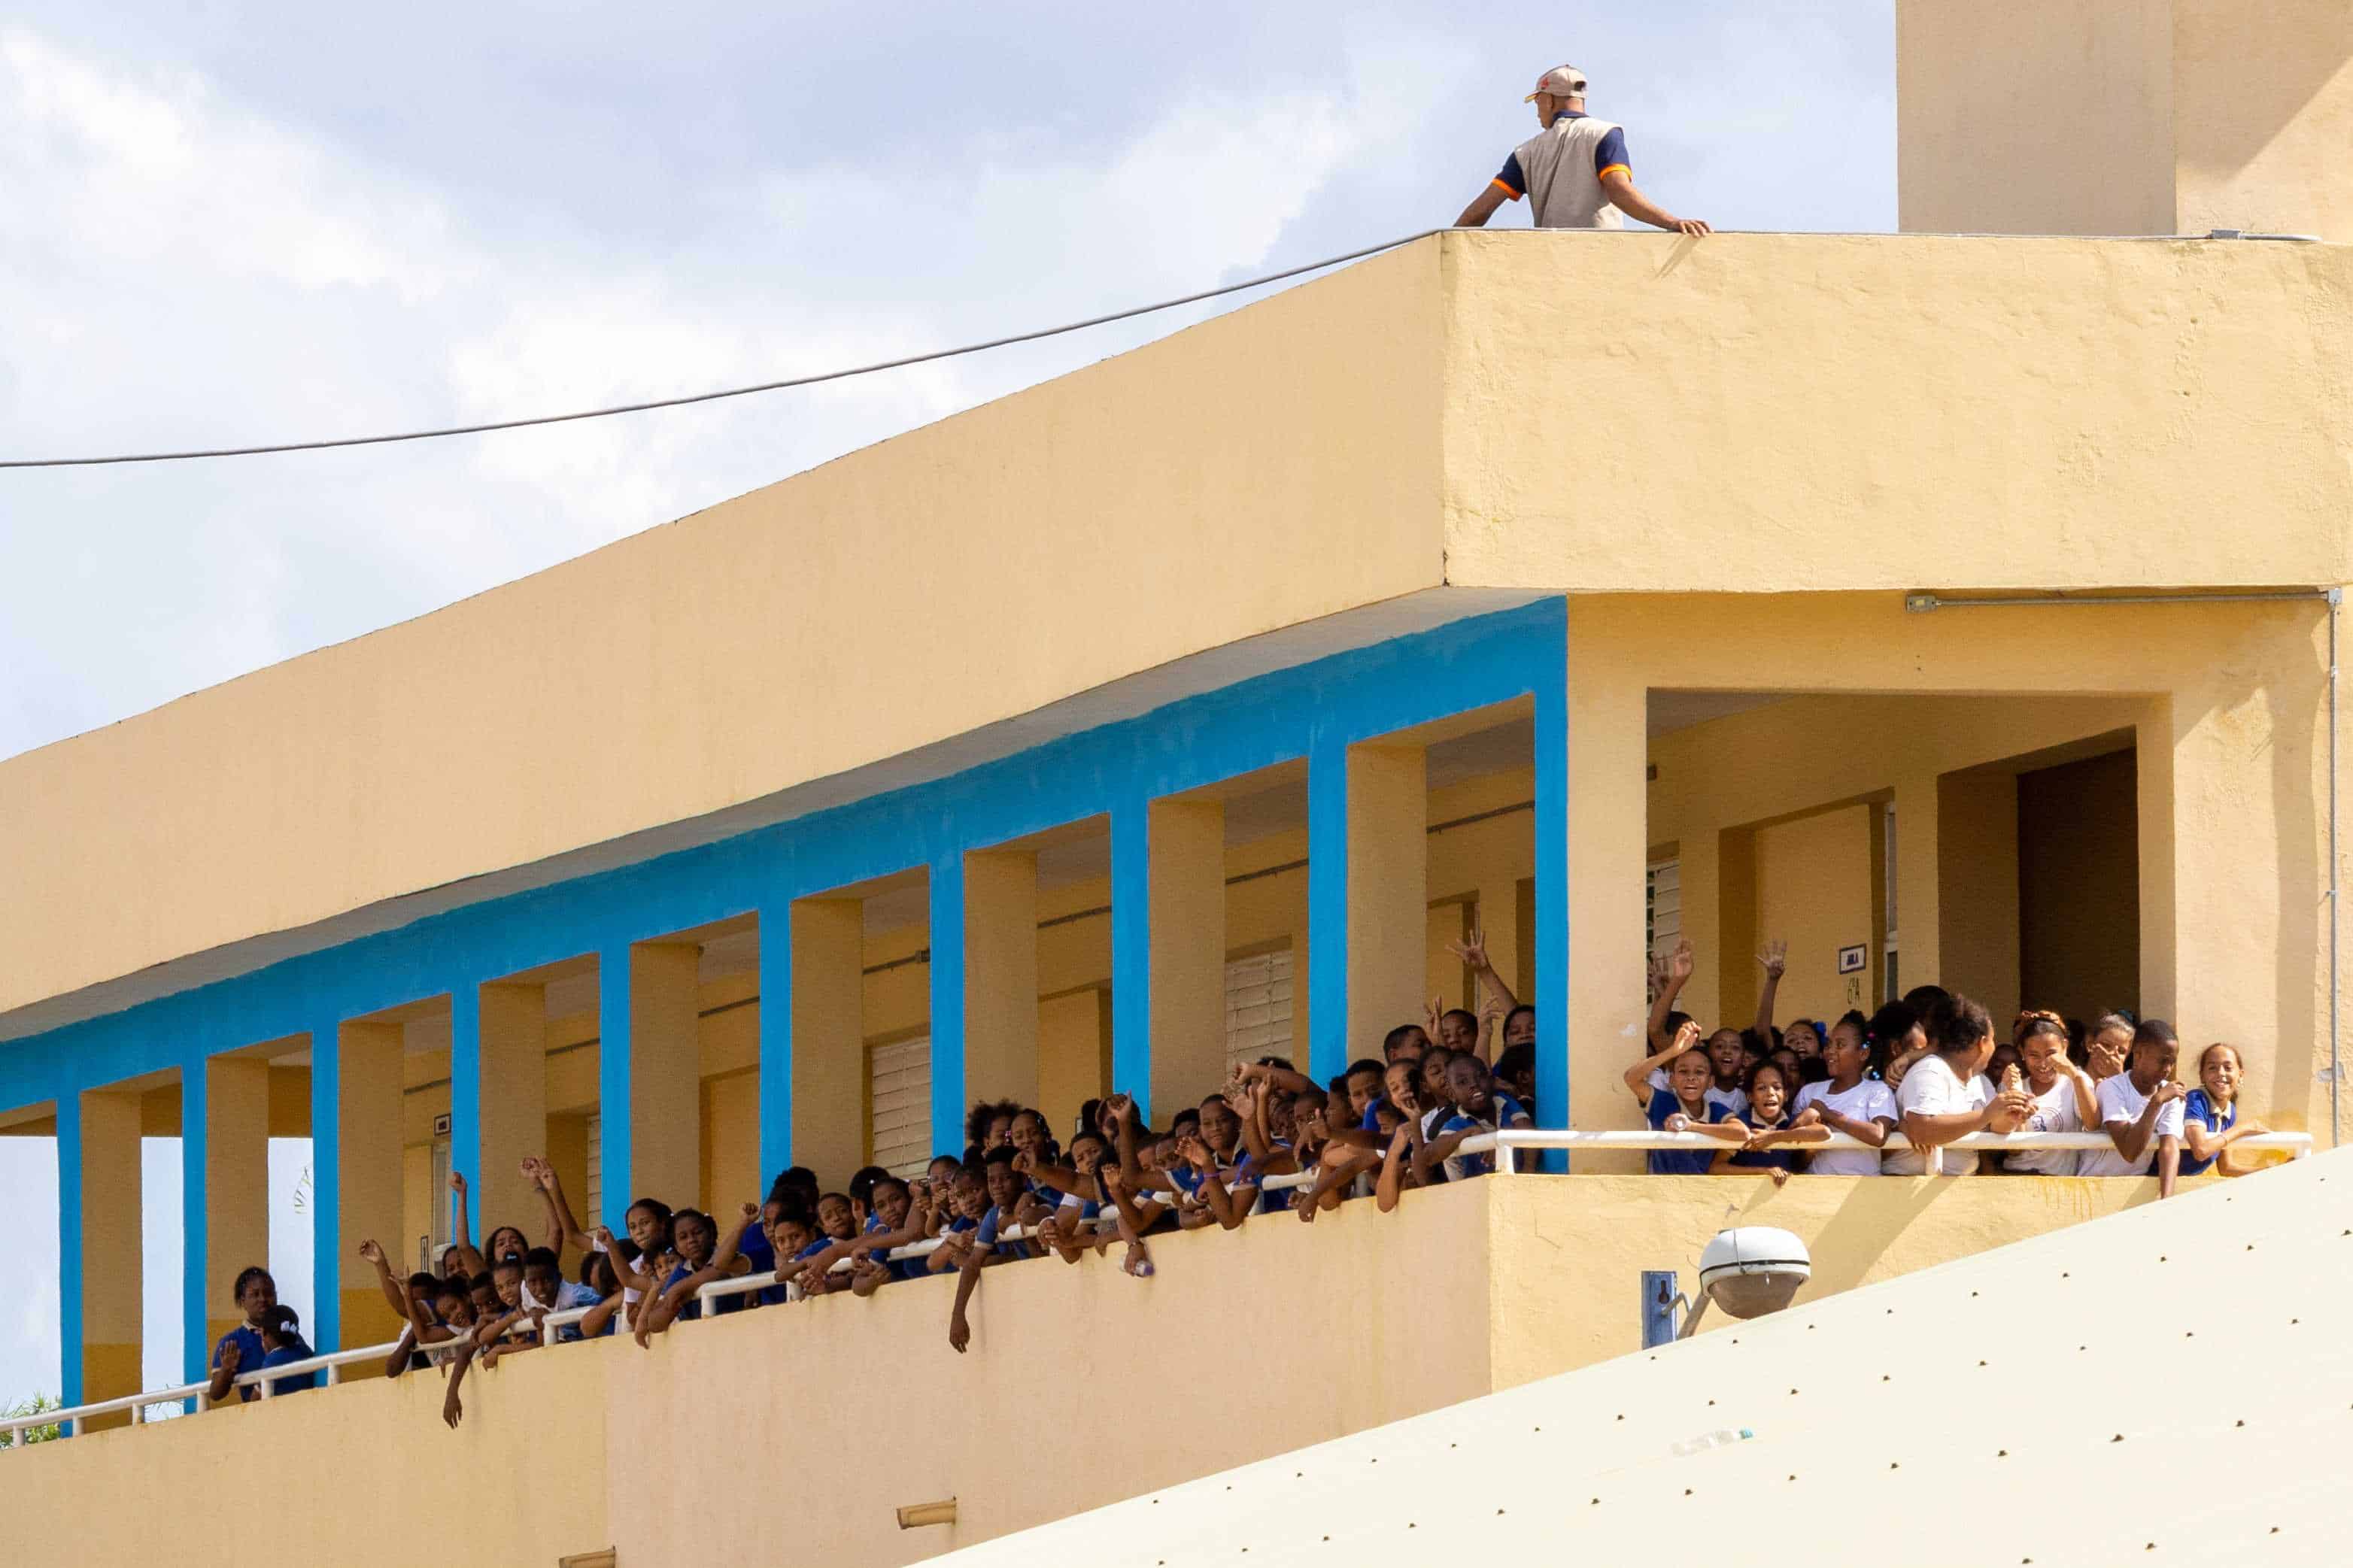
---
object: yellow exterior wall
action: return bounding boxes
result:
[1897,0,2353,241]
[0,241,1446,1020]
[8,1337,610,1563]
[5,1170,2200,1566]
[2173,0,2353,240]
[1036,989,1107,1130]
[1897,0,2175,235]
[13,234,2353,1030]
[1437,235,2353,595]
[1602,593,2339,1147]
[701,1068,758,1212]
[1752,805,1875,1027]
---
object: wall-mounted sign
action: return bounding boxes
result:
[433,1112,453,1137]
[1836,944,1868,975]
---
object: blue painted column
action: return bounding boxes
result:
[1533,605,1571,1169]
[1306,729,1350,1082]
[448,984,482,1214]
[927,853,967,1158]
[758,912,794,1182]
[54,1082,83,1409]
[1108,793,1152,1121]
[597,951,633,1233]
[308,1020,341,1350]
[178,1052,208,1384]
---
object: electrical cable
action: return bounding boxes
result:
[0,228,1447,470]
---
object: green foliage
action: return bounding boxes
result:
[0,1393,61,1447]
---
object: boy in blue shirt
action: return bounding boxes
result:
[1416,1054,1535,1182]
[521,1246,603,1339]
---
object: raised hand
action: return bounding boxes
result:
[1010,1150,1036,1176]
[1425,995,1444,1035]
[1669,936,1695,984]
[448,1169,469,1196]
[1672,1018,1702,1054]
[739,1201,760,1223]
[1446,930,1491,972]
[1107,1093,1136,1124]
[1757,938,1787,980]
[218,1340,243,1372]
[357,1239,387,1267]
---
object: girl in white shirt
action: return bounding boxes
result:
[2006,1010,2101,1175]
[1887,993,2036,1175]
[1791,1009,1899,1175]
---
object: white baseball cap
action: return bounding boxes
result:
[1524,65,1589,102]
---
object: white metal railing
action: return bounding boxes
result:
[4,1129,2314,1443]
[1465,1127,2315,1165]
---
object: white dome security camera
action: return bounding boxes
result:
[1697,1226,1812,1321]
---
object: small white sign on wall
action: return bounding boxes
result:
[1836,943,1868,975]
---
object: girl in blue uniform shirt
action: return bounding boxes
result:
[205,1266,279,1404]
[633,1206,756,1342]
[2181,1042,2266,1177]
[1708,1058,1826,1184]
[256,1304,320,1394]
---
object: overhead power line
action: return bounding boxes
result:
[0,229,1446,470]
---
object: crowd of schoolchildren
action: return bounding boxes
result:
[1629,936,2271,1190]
[202,932,2271,1424]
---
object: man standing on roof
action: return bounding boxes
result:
[1453,65,1710,236]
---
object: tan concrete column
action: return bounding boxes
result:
[77,1089,142,1425]
[1565,663,1648,1140]
[628,943,703,1212]
[203,1056,271,1349]
[336,1020,406,1348]
[1348,743,1428,1061]
[790,900,866,1183]
[1936,773,2021,1020]
[475,981,549,1248]
[1892,769,1943,994]
[1150,797,1227,1113]
[963,849,1040,1108]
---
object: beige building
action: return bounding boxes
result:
[3,5,2350,1561]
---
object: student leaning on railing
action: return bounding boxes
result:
[6,930,2316,1442]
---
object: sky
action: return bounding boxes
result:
[0,2,1896,1406]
